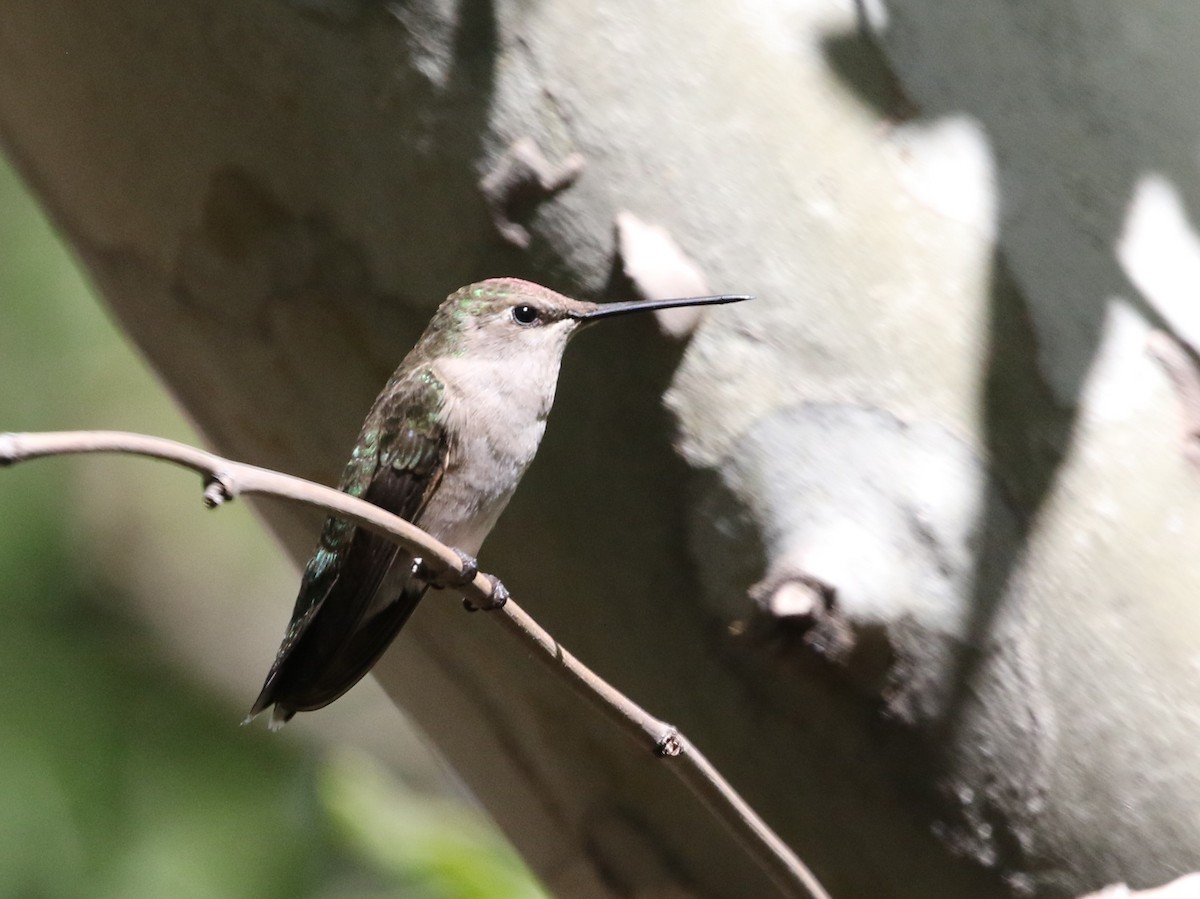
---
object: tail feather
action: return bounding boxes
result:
[268,705,293,731]
[240,700,294,731]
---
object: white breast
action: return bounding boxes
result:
[417,354,561,554]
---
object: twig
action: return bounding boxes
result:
[0,429,831,899]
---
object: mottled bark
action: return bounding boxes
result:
[3,1,1198,897]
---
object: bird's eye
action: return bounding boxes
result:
[511,304,540,326]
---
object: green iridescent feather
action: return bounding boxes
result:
[252,368,447,705]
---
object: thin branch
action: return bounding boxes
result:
[0,429,832,899]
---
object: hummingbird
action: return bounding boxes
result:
[247,278,751,728]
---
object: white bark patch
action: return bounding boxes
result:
[891,116,999,241]
[1079,300,1157,426]
[1118,173,1200,348]
[615,210,712,339]
[696,402,1005,639]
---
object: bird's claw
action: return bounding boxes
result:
[462,575,510,613]
[416,548,479,589]
[445,548,480,586]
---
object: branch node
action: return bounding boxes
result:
[479,137,585,248]
[203,472,235,508]
[655,727,683,758]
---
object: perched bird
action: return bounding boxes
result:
[248,278,750,728]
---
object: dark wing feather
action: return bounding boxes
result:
[249,373,448,722]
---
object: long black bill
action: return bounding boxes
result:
[575,294,753,321]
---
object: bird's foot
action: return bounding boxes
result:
[416,548,479,589]
[463,575,510,613]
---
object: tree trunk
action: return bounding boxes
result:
[3,1,1197,896]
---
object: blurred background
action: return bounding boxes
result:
[0,157,546,899]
